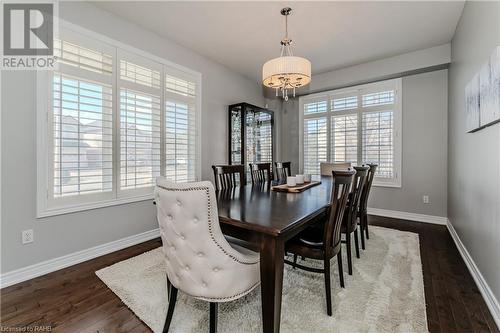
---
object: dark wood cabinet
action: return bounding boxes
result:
[228,103,274,172]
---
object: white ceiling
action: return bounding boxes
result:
[93,1,464,83]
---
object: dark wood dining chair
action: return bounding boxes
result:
[274,161,291,182]
[249,163,272,184]
[358,163,378,250]
[341,166,369,275]
[284,170,355,316]
[212,165,245,190]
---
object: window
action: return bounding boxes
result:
[118,51,162,195]
[119,89,161,191]
[300,79,402,187]
[52,74,113,199]
[331,114,358,165]
[37,25,201,217]
[164,74,198,182]
[303,116,327,175]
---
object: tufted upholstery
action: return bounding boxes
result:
[154,178,260,303]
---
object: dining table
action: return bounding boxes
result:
[216,177,332,333]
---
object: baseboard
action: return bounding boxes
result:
[447,219,500,329]
[367,207,448,225]
[0,228,160,289]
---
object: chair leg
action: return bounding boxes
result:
[293,254,297,269]
[364,213,370,240]
[346,233,353,275]
[354,229,360,259]
[162,286,178,333]
[360,219,366,250]
[324,258,332,316]
[210,302,218,333]
[166,276,171,298]
[337,248,345,288]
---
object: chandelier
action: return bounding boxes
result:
[262,7,311,101]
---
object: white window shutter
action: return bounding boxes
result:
[119,89,161,190]
[331,114,358,165]
[163,73,198,183]
[303,117,327,175]
[362,110,394,178]
[300,79,401,187]
[52,73,114,197]
[40,26,202,216]
[165,100,197,182]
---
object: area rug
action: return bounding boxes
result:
[96,226,428,332]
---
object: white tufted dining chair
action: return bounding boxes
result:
[154,178,260,333]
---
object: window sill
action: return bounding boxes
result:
[372,180,401,188]
[37,194,155,218]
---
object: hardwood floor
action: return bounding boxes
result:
[370,216,499,333]
[1,217,498,333]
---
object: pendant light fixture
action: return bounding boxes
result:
[262,7,311,101]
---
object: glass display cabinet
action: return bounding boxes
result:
[228,103,274,175]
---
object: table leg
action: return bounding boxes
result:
[259,235,285,333]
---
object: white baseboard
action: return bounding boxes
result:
[367,207,448,225]
[446,220,500,329]
[0,228,160,289]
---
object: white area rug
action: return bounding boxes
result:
[96,226,428,332]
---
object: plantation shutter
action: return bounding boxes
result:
[303,116,328,175]
[40,26,203,216]
[361,90,396,179]
[300,79,401,187]
[118,50,162,193]
[50,31,115,204]
[331,114,358,165]
[164,71,198,182]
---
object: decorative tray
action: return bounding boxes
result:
[271,181,321,193]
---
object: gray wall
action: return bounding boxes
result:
[309,44,451,94]
[0,2,264,273]
[448,1,500,308]
[281,70,448,217]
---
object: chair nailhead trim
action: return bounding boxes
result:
[182,281,260,301]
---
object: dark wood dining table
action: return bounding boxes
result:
[216,177,332,333]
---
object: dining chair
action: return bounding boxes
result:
[358,163,378,250]
[211,164,245,190]
[155,178,260,333]
[284,170,355,316]
[274,161,291,181]
[249,162,272,184]
[341,166,369,275]
[320,162,352,176]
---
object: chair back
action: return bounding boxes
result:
[359,164,378,213]
[345,166,369,230]
[323,170,355,253]
[274,161,291,181]
[249,163,272,184]
[155,178,256,299]
[320,162,352,176]
[212,165,245,190]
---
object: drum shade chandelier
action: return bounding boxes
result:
[262,7,311,101]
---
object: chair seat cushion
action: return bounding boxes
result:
[224,235,259,257]
[285,222,326,260]
[297,227,324,248]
